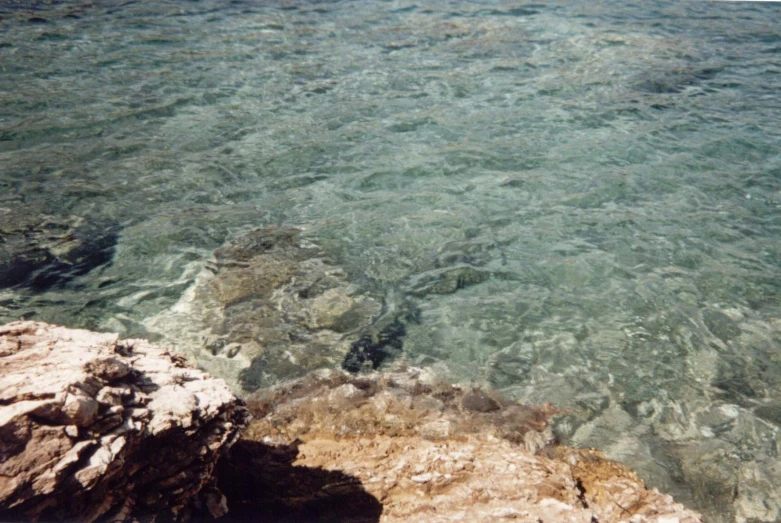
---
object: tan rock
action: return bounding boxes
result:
[306,288,356,330]
[206,256,296,306]
[223,366,703,523]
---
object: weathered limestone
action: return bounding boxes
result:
[225,366,703,523]
[0,321,249,522]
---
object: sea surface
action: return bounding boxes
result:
[2,0,781,520]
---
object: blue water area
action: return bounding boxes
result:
[1,1,780,520]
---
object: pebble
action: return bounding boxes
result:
[411,473,433,483]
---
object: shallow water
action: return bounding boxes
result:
[1,0,781,520]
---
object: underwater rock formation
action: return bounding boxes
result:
[144,227,384,395]
[0,321,248,522]
[144,227,502,395]
[225,365,703,523]
[0,209,117,290]
[341,318,406,373]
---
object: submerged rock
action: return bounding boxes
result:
[143,225,501,394]
[0,321,248,522]
[405,264,490,297]
[0,209,117,290]
[632,66,720,94]
[222,365,703,523]
[341,318,406,373]
[144,227,382,395]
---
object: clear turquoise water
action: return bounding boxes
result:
[2,1,781,520]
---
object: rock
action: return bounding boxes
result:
[461,389,501,413]
[341,318,406,373]
[0,209,118,290]
[702,308,742,343]
[0,321,249,522]
[306,288,356,331]
[735,458,781,523]
[144,227,382,394]
[633,66,719,95]
[242,365,556,446]
[405,264,490,297]
[754,403,781,426]
[222,366,703,523]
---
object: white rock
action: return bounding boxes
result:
[0,321,249,521]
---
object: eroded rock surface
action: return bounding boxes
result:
[224,366,702,522]
[0,321,248,522]
[144,227,382,394]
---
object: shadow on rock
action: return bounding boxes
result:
[216,439,383,523]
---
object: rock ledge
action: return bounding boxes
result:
[0,321,249,522]
[226,366,704,523]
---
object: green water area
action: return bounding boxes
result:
[1,1,780,521]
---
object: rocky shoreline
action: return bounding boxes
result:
[0,321,702,522]
[0,321,248,522]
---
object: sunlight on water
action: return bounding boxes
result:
[1,1,780,520]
